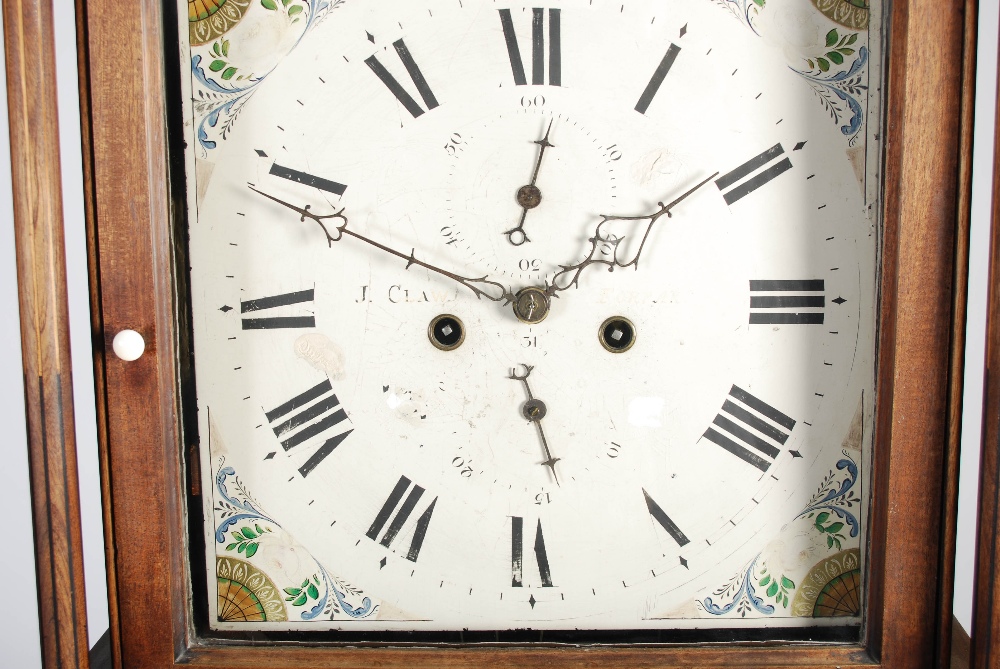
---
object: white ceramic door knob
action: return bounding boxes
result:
[112,329,145,361]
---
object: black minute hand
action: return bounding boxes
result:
[249,186,513,304]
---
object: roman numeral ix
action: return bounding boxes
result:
[269,163,347,197]
[750,279,825,325]
[702,385,796,472]
[266,378,352,477]
[366,475,437,562]
[511,517,554,587]
[365,39,439,118]
[499,8,561,86]
[716,144,794,205]
[241,288,315,330]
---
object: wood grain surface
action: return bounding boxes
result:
[74,0,972,667]
[4,1,91,668]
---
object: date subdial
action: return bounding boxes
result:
[442,105,620,284]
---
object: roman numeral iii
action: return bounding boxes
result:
[702,385,796,472]
[750,279,825,324]
[366,475,437,562]
[511,517,554,587]
[716,144,793,205]
[365,39,439,118]
[266,378,352,477]
[498,8,561,86]
[241,288,315,330]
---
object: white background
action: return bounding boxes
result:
[0,1,994,665]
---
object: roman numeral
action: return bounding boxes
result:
[750,279,825,324]
[365,39,439,118]
[511,517,553,587]
[241,288,315,330]
[366,475,437,562]
[269,163,347,196]
[716,144,793,205]
[642,489,689,547]
[702,385,795,472]
[498,8,561,86]
[634,43,681,114]
[266,378,352,477]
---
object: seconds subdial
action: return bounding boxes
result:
[443,105,620,284]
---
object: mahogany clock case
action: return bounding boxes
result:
[74,0,972,666]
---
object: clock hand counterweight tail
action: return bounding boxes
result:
[504,118,556,247]
[249,186,513,304]
[545,171,719,297]
[509,364,561,485]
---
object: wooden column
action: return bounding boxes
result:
[2,1,90,668]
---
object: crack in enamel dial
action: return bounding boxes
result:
[184,0,879,633]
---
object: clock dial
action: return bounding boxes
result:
[180,0,880,633]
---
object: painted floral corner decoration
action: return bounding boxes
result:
[214,460,377,622]
[796,456,860,549]
[190,0,346,154]
[706,0,871,142]
[696,451,861,618]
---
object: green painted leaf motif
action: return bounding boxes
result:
[827,535,835,548]
[827,51,844,65]
[307,583,319,599]
[255,524,264,534]
[767,581,779,598]
[301,579,310,588]
[222,67,238,80]
[781,576,795,589]
[241,527,257,540]
[245,542,259,558]
[261,0,278,9]
[839,48,855,56]
[827,522,845,533]
[282,0,291,5]
[816,511,830,524]
[222,40,230,57]
[225,543,238,551]
[292,592,308,606]
[283,587,301,596]
[825,29,838,47]
[288,5,304,15]
[752,0,765,6]
[212,43,221,56]
[847,33,859,45]
[759,575,771,587]
[210,59,227,72]
[313,575,320,584]
[237,542,247,553]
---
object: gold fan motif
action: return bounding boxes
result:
[189,0,252,45]
[812,570,862,617]
[791,548,862,618]
[216,556,288,622]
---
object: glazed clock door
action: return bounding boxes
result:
[181,0,881,635]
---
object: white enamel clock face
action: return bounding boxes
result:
[182,0,880,632]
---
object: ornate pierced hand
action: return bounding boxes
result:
[509,364,561,486]
[503,119,556,247]
[249,186,514,304]
[544,172,719,297]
